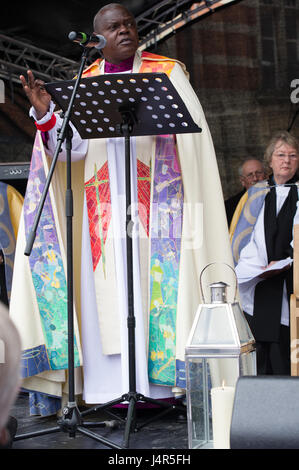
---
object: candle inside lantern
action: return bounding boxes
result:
[211,382,235,449]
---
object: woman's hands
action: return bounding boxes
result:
[259,260,292,279]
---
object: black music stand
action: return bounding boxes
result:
[45,72,201,139]
[17,71,201,449]
[46,71,201,448]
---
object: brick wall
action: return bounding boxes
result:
[157,0,299,199]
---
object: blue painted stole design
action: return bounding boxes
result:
[29,391,61,417]
[231,182,269,265]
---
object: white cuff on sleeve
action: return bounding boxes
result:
[29,101,56,124]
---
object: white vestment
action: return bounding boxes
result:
[10,50,233,406]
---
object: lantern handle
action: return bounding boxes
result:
[199,262,238,303]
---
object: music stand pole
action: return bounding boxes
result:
[120,111,138,441]
[15,46,122,450]
[114,108,185,448]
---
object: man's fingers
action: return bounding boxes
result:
[19,75,27,88]
[20,71,46,96]
[19,75,31,98]
[27,70,35,88]
[19,71,33,91]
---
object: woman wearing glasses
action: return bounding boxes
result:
[231,131,299,375]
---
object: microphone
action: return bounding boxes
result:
[68,31,107,49]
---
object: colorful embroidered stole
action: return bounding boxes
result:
[22,134,80,373]
[147,136,183,386]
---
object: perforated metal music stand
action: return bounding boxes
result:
[45,72,201,448]
[45,72,201,139]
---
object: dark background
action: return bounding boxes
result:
[2,1,200,60]
[1,0,299,199]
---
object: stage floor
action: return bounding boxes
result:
[10,393,188,450]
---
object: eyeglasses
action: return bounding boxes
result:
[243,171,265,180]
[272,152,298,160]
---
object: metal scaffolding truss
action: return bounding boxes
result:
[0,0,240,84]
[136,0,195,38]
[0,34,78,84]
[136,0,239,49]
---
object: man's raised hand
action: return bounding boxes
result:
[20,70,51,120]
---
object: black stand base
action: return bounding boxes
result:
[14,401,123,449]
[81,393,186,448]
[14,396,185,449]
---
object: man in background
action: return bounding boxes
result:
[225,158,266,227]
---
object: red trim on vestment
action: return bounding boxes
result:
[35,114,57,132]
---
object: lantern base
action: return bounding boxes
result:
[192,439,214,449]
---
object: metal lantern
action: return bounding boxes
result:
[185,264,256,449]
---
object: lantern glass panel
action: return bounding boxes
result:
[186,357,213,449]
[186,352,256,449]
[231,303,254,346]
[188,303,254,348]
[239,349,257,376]
[190,305,236,346]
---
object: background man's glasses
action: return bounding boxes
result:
[243,171,265,180]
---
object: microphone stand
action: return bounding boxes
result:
[15,44,122,449]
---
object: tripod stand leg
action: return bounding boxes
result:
[122,395,137,448]
[14,426,61,441]
[77,426,123,449]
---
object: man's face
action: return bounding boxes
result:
[94,6,139,64]
[240,160,266,189]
